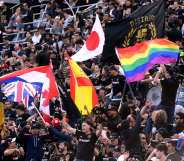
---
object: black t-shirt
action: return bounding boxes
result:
[76,130,97,161]
[0,23,5,43]
[160,78,179,107]
[111,75,125,96]
[16,113,30,127]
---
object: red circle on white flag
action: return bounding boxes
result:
[86,31,100,51]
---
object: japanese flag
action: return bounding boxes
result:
[71,15,105,62]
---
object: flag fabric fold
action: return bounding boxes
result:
[71,14,105,62]
[0,66,59,123]
[116,39,179,82]
[69,58,98,115]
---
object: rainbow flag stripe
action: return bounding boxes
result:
[116,39,179,82]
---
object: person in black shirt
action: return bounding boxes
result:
[63,120,107,161]
[153,65,179,124]
[0,23,4,44]
[14,104,30,127]
[3,138,24,161]
[109,66,126,98]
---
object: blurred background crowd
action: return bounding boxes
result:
[0,0,184,161]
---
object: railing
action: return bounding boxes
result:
[10,3,20,13]
[1,2,101,47]
[33,13,42,19]
[38,4,47,28]
[4,19,47,30]
[39,0,50,3]
[30,4,46,13]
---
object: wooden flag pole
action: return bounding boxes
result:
[33,105,46,124]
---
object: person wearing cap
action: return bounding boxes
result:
[18,120,71,161]
[47,117,71,142]
[106,102,123,133]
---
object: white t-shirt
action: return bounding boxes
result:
[32,34,42,45]
[117,155,125,161]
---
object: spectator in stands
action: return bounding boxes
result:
[31,28,42,45]
[146,143,168,161]
[0,0,184,161]
[46,2,55,17]
[21,3,33,24]
[3,138,24,161]
[63,11,73,29]
[8,7,22,30]
[166,139,182,161]
[173,112,184,134]
[0,17,5,45]
[51,16,64,35]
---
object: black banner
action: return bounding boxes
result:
[58,83,81,126]
[101,0,165,63]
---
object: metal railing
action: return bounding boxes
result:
[30,4,46,12]
[38,4,47,28]
[1,2,101,47]
[10,3,20,13]
[33,13,42,19]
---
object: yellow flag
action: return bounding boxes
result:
[69,59,98,115]
[0,102,4,131]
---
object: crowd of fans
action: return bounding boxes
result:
[0,0,184,161]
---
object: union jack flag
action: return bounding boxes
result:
[2,81,42,110]
[0,66,59,123]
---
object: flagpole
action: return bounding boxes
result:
[125,79,139,107]
[33,105,46,124]
[118,81,127,112]
[118,79,138,112]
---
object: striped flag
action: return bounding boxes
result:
[0,66,59,123]
[69,58,98,115]
[116,39,179,82]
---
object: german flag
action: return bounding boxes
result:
[69,59,98,115]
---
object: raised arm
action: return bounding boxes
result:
[61,120,77,134]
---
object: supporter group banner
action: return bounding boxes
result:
[102,0,165,63]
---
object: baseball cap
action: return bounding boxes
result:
[52,118,61,128]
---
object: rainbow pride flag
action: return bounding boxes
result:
[116,39,179,82]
